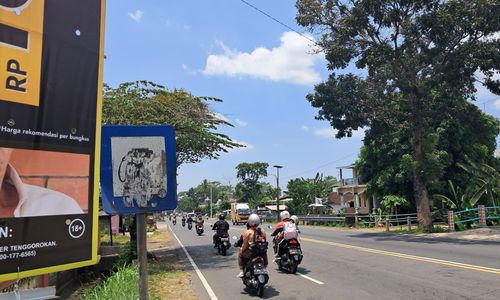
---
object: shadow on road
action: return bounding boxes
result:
[240,286,280,299]
[345,232,500,246]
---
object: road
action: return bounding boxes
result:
[166,221,500,299]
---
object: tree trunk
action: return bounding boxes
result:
[412,127,433,231]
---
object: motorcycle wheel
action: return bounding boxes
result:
[221,246,227,256]
[291,261,298,274]
[257,283,265,297]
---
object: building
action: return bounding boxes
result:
[329,164,377,215]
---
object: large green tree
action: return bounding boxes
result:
[235,162,271,206]
[103,81,243,167]
[296,0,500,230]
[357,101,500,206]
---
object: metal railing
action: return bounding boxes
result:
[296,212,420,231]
[449,205,499,231]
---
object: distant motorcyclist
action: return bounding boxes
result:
[187,214,194,225]
[271,211,291,256]
[196,214,204,227]
[213,213,230,247]
[237,214,268,278]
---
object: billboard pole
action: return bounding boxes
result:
[137,213,148,300]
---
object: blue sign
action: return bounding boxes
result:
[100,125,177,214]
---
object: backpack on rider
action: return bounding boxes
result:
[283,221,298,240]
[251,228,268,256]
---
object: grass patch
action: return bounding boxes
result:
[81,265,139,300]
[100,232,130,246]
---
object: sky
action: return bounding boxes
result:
[103,0,500,193]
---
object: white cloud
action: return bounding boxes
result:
[202,31,322,85]
[181,64,187,70]
[235,118,248,127]
[128,10,144,23]
[301,125,310,132]
[494,99,500,110]
[210,112,229,122]
[314,127,365,139]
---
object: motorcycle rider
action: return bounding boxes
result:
[271,211,291,256]
[196,213,204,228]
[290,215,301,233]
[187,214,194,227]
[213,213,230,247]
[237,214,268,278]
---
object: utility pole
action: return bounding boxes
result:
[273,165,283,221]
[210,185,213,219]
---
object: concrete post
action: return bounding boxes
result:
[407,216,411,231]
[355,215,359,228]
[385,219,390,232]
[478,205,487,227]
[448,210,455,232]
[355,193,360,214]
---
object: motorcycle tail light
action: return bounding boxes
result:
[289,240,297,244]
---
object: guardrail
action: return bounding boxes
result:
[449,205,500,231]
[296,213,420,231]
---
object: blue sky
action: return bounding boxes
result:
[103,1,500,192]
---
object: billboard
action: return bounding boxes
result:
[100,125,177,215]
[0,0,105,281]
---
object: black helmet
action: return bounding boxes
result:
[218,213,225,220]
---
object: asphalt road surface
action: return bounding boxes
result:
[167,221,500,300]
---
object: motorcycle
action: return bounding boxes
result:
[233,236,269,297]
[188,222,193,230]
[274,238,303,274]
[182,219,186,227]
[215,232,231,256]
[196,224,204,236]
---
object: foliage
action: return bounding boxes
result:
[433,180,484,211]
[234,162,271,206]
[286,173,338,215]
[458,158,500,208]
[116,241,137,267]
[102,81,244,167]
[380,195,409,216]
[287,173,337,215]
[82,265,139,300]
[177,180,234,212]
[357,102,499,207]
[296,0,500,229]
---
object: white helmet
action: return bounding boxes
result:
[247,214,261,226]
[290,215,298,224]
[280,211,290,221]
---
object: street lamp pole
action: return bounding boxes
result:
[273,165,283,221]
[210,186,213,219]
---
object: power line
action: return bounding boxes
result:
[238,0,319,46]
[282,152,358,180]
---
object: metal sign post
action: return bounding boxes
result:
[100,125,177,299]
[137,213,148,300]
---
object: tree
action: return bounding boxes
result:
[235,162,270,206]
[296,0,500,230]
[286,173,338,215]
[102,81,244,167]
[357,101,499,207]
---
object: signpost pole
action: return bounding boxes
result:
[137,213,148,300]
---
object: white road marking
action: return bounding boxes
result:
[297,272,325,285]
[168,224,219,300]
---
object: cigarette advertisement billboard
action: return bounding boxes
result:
[0,0,105,281]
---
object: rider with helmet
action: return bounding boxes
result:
[290,215,300,233]
[271,210,290,255]
[237,213,268,277]
[212,213,230,247]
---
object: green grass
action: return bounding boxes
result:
[81,265,139,300]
